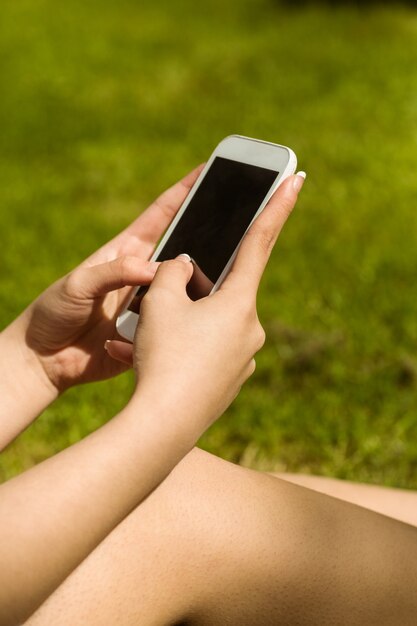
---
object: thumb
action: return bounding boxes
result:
[147,254,194,297]
[66,256,160,299]
[222,172,306,294]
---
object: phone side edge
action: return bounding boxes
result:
[116,309,138,342]
[116,141,298,342]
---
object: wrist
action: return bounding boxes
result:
[0,317,58,448]
[121,387,204,455]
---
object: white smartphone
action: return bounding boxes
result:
[116,134,297,341]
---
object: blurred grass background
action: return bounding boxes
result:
[1,0,417,487]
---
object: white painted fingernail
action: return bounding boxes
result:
[176,253,192,263]
[293,171,307,192]
[104,340,111,351]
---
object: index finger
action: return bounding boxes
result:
[222,173,306,294]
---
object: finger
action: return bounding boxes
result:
[147,254,194,298]
[247,358,257,378]
[66,256,160,299]
[105,340,133,366]
[222,172,306,293]
[186,258,214,300]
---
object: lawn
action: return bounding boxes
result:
[1,0,417,488]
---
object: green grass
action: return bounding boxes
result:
[1,0,417,487]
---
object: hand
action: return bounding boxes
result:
[14,165,204,393]
[121,173,305,436]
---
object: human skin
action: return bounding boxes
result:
[3,169,417,626]
[26,449,417,626]
[1,165,206,448]
[0,170,305,625]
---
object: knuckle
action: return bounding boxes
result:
[236,307,266,351]
[240,301,258,326]
[237,294,256,316]
[275,191,296,222]
[247,358,257,377]
[116,255,135,277]
[277,192,296,219]
[63,271,81,299]
[248,226,276,255]
[254,324,266,351]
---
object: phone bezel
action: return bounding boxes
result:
[116,135,297,341]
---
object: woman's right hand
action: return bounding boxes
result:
[111,173,305,437]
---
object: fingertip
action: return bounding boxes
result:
[265,175,299,216]
[176,253,192,264]
[104,339,133,366]
[151,254,194,294]
[174,254,194,281]
[293,171,307,192]
[268,172,306,211]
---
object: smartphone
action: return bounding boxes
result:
[116,134,297,341]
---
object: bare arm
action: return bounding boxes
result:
[0,173,305,625]
[0,324,57,448]
[0,166,204,450]
[0,396,199,625]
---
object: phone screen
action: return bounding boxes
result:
[128,156,278,312]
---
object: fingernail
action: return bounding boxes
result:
[149,261,160,271]
[176,253,192,263]
[104,340,111,351]
[293,171,307,192]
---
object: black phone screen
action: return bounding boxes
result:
[128,156,278,312]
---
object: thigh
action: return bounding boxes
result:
[273,472,417,527]
[25,448,417,626]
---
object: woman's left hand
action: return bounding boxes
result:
[11,165,203,394]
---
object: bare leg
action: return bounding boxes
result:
[26,448,417,626]
[273,473,417,527]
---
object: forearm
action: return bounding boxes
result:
[0,316,57,449]
[0,393,199,625]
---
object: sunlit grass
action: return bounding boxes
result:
[1,0,417,487]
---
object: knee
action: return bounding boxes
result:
[146,450,400,626]
[140,449,326,624]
